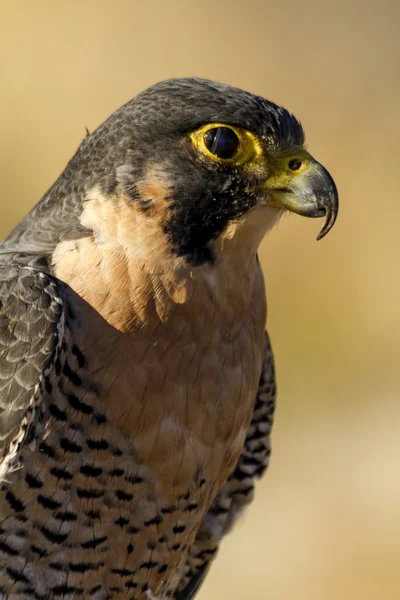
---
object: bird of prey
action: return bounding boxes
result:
[0,78,338,599]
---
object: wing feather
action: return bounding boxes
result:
[0,261,63,478]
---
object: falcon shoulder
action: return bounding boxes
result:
[176,330,276,599]
[0,256,64,480]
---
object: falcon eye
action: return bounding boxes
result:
[190,123,262,165]
[203,127,240,160]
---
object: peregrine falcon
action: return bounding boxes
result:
[0,78,338,599]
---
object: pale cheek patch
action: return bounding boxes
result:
[80,191,119,247]
[52,181,193,331]
[82,167,177,264]
[81,186,167,260]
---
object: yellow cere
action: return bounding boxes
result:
[190,123,263,166]
[265,148,313,190]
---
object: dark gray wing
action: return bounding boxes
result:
[0,261,63,479]
[176,330,276,599]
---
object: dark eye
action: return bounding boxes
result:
[203,127,240,159]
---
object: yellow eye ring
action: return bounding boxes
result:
[190,123,262,166]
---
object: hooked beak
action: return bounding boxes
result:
[265,152,339,240]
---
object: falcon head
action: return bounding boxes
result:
[6,78,338,267]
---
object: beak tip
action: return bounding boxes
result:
[316,207,338,241]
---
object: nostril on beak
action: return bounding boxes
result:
[288,158,302,171]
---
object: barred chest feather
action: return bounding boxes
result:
[0,239,267,598]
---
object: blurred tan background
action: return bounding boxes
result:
[0,1,399,598]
